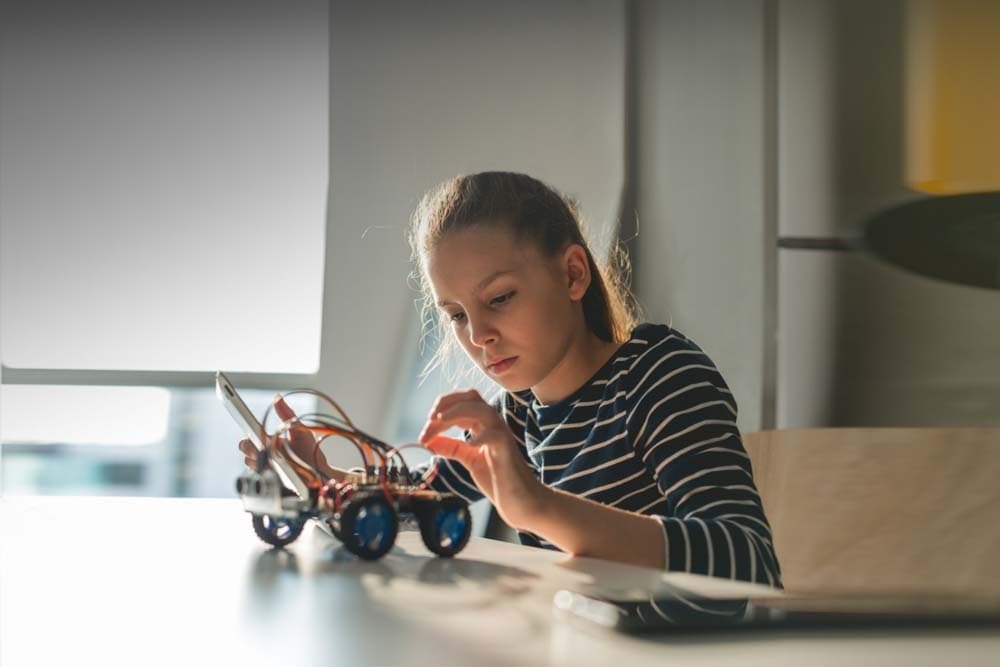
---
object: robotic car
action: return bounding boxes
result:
[231,386,472,561]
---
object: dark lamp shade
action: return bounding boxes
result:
[862,192,1000,290]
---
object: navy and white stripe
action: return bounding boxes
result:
[415,323,782,587]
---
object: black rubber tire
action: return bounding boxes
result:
[416,496,472,558]
[326,519,343,541]
[252,513,305,548]
[339,492,398,560]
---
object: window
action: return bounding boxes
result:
[0,1,329,497]
[0,384,311,497]
[0,0,328,374]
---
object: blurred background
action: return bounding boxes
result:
[2,0,997,522]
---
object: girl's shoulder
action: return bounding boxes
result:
[621,321,710,365]
[619,322,732,399]
[486,322,731,417]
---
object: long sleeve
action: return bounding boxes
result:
[627,344,782,587]
[410,452,484,504]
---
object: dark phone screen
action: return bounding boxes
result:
[555,589,1000,634]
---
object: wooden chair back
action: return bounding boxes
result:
[743,428,1000,594]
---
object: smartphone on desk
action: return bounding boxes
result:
[553,589,1000,635]
[215,371,311,499]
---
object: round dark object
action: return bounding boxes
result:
[863,191,1000,289]
[251,513,305,548]
[339,492,398,560]
[417,497,472,558]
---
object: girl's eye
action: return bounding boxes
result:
[490,291,515,306]
[449,312,466,323]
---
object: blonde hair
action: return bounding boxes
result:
[408,172,641,384]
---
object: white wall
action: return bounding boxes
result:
[317,0,626,467]
[633,0,770,433]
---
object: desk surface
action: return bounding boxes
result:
[2,496,998,666]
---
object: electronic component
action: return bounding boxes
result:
[220,374,472,560]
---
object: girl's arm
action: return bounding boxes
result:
[422,416,667,568]
[420,390,668,567]
[421,388,782,585]
[625,355,782,587]
[524,484,667,569]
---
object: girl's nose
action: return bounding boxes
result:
[468,316,499,347]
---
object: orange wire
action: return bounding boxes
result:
[269,433,323,489]
[309,429,375,476]
[262,390,394,487]
[305,426,383,468]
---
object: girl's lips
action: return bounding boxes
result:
[487,356,518,375]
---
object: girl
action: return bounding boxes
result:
[241,172,781,586]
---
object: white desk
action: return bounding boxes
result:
[2,497,997,666]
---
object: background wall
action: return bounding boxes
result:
[317,0,626,469]
[632,0,770,434]
[776,0,1000,429]
[4,0,998,501]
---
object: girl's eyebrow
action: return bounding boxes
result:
[436,269,516,307]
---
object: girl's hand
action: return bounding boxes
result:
[418,389,545,531]
[237,426,330,474]
[238,437,261,470]
[236,395,358,483]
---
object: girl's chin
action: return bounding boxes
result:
[479,359,535,392]
[495,375,533,393]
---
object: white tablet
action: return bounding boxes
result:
[215,371,310,499]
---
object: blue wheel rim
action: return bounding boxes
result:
[355,502,392,552]
[436,508,468,548]
[263,515,297,541]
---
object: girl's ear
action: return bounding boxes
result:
[563,243,591,301]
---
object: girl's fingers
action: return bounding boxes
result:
[287,425,316,448]
[467,428,515,459]
[238,438,254,455]
[273,396,296,421]
[424,434,468,460]
[244,456,256,468]
[425,428,511,461]
[425,389,485,422]
[436,399,496,424]
[418,414,480,444]
[424,434,481,471]
[419,399,497,443]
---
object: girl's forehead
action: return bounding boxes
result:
[432,224,517,254]
[426,226,544,293]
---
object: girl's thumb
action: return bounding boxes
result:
[425,434,471,464]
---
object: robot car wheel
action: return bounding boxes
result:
[251,513,305,548]
[416,496,472,558]
[339,492,399,560]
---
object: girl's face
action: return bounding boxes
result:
[426,224,585,394]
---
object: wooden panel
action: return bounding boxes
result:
[745,428,1000,594]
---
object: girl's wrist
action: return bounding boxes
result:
[512,477,557,533]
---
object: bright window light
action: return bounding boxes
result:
[0,0,328,373]
[1,385,171,445]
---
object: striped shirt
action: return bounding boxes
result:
[417,323,782,587]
